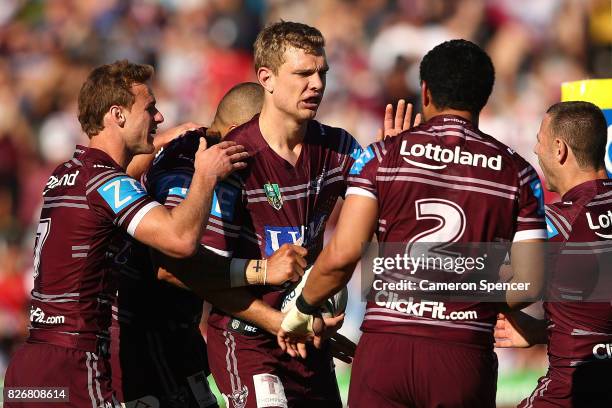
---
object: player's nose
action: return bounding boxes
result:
[154,110,164,124]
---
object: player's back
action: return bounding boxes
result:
[544,179,612,367]
[349,114,546,348]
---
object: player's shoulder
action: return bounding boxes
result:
[151,129,204,172]
[223,116,263,148]
[548,180,612,241]
[307,120,360,157]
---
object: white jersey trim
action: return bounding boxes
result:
[204,244,233,258]
[346,186,377,200]
[513,229,547,242]
[126,201,161,237]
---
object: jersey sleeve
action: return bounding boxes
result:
[200,175,245,258]
[346,141,384,200]
[87,169,161,237]
[513,162,547,241]
[148,170,193,210]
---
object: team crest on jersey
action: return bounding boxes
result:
[264,183,283,210]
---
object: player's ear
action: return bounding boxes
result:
[257,67,274,94]
[554,138,569,165]
[109,105,126,127]
[421,81,430,108]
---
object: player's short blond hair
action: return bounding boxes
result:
[254,21,325,74]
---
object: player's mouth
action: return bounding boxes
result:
[302,96,322,110]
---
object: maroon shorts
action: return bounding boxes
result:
[110,324,217,408]
[206,323,341,408]
[348,332,497,408]
[3,341,118,408]
[519,363,612,408]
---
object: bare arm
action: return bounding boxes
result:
[152,248,284,335]
[276,194,377,351]
[155,243,307,290]
[302,194,378,305]
[133,140,248,258]
[504,239,546,310]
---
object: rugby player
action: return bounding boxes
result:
[189,21,364,408]
[111,82,293,408]
[279,39,548,407]
[2,60,249,407]
[495,101,612,407]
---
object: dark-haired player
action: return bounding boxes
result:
[279,39,547,407]
[2,60,249,407]
[194,21,363,408]
[495,101,612,407]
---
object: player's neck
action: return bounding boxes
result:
[426,109,477,127]
[259,108,306,164]
[557,167,608,197]
[89,131,132,169]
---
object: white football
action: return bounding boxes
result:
[280,266,348,317]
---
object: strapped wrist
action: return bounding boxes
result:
[296,293,320,315]
[245,259,267,285]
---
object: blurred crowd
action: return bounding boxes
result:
[0,0,610,399]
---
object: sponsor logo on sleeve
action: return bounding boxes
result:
[98,176,147,214]
[400,140,502,171]
[211,183,239,221]
[349,138,363,160]
[529,179,545,216]
[349,146,375,175]
[545,217,559,239]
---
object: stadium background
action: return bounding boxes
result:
[0,0,609,406]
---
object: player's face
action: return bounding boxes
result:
[124,83,164,155]
[272,46,328,122]
[534,114,557,192]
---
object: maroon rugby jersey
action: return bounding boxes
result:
[201,115,362,332]
[347,114,547,348]
[544,179,612,367]
[111,131,204,329]
[29,145,160,349]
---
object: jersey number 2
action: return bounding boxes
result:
[406,199,466,263]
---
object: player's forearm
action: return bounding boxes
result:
[505,239,546,309]
[154,246,231,291]
[508,310,548,345]
[155,246,270,291]
[205,288,284,335]
[302,242,356,306]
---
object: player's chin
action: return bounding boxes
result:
[298,107,318,120]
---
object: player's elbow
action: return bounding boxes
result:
[162,235,199,258]
[325,240,359,275]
